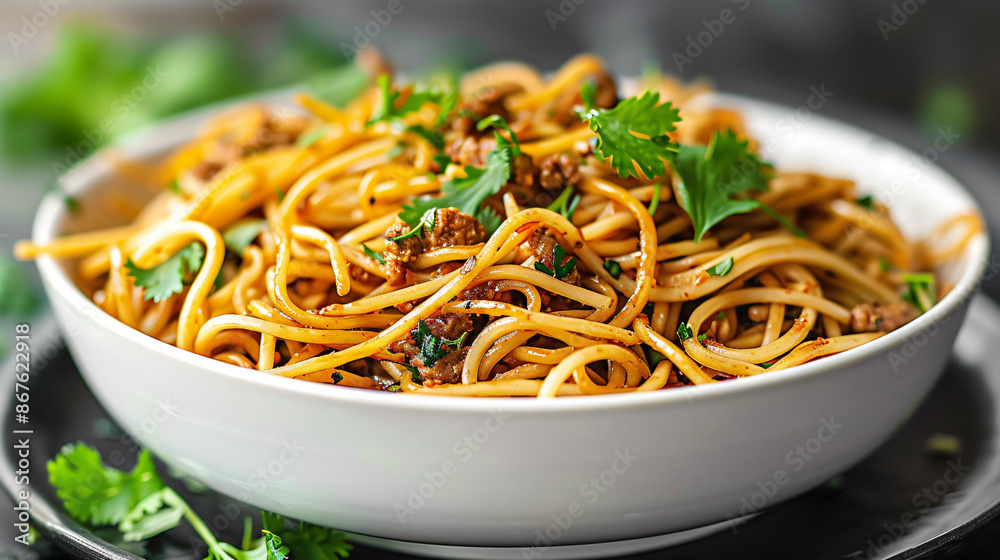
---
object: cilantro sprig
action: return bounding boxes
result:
[369,75,446,125]
[362,243,386,265]
[902,272,937,313]
[534,244,577,280]
[411,319,467,368]
[125,243,205,303]
[47,443,351,560]
[390,208,437,243]
[603,259,622,279]
[577,85,681,179]
[706,257,734,277]
[547,186,581,221]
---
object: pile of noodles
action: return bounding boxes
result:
[16,54,983,397]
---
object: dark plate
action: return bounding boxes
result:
[3,296,1000,560]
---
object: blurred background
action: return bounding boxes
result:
[0,1,999,558]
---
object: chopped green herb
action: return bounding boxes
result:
[874,317,884,330]
[533,244,577,280]
[577,86,681,178]
[717,311,727,320]
[64,195,80,212]
[276,187,285,202]
[707,257,734,277]
[645,347,665,369]
[362,243,386,265]
[879,256,892,272]
[386,384,402,392]
[442,331,468,349]
[676,322,694,341]
[760,362,774,369]
[296,124,329,148]
[390,208,436,242]
[856,194,876,211]
[410,320,465,369]
[125,243,205,303]
[603,259,622,279]
[386,143,405,159]
[673,130,801,242]
[398,131,515,234]
[404,124,445,151]
[547,186,581,221]
[222,219,268,254]
[901,272,937,313]
[403,364,421,384]
[261,512,351,560]
[745,276,763,287]
[169,179,181,194]
[369,74,446,124]
[432,154,452,170]
[648,183,662,215]
[475,114,521,155]
[330,371,343,384]
[697,333,708,342]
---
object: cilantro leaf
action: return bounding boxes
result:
[547,186,580,221]
[398,131,514,228]
[603,259,622,279]
[902,273,937,313]
[475,114,521,155]
[673,130,776,242]
[579,89,681,178]
[362,243,386,265]
[856,194,876,211]
[119,490,184,542]
[125,243,205,303]
[707,257,734,277]
[223,220,268,254]
[475,206,504,236]
[296,125,328,148]
[169,179,182,194]
[676,322,694,341]
[369,75,445,124]
[390,208,436,242]
[262,531,289,560]
[262,511,351,560]
[410,320,465,368]
[404,124,445,151]
[648,183,662,215]
[47,444,166,526]
[533,244,576,280]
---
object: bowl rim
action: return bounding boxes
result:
[31,89,992,415]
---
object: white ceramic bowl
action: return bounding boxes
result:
[32,92,989,553]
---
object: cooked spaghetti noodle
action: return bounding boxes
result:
[16,54,983,397]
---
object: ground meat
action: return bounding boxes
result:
[537,153,583,190]
[850,302,919,333]
[382,208,487,286]
[529,227,580,285]
[389,313,475,385]
[184,113,307,183]
[450,86,514,135]
[551,71,618,126]
[445,134,497,168]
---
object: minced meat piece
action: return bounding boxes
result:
[382,208,487,285]
[445,134,497,168]
[850,302,919,333]
[529,227,580,285]
[389,313,474,385]
[538,153,582,189]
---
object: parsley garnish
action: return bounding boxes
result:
[697,333,708,342]
[534,244,577,280]
[369,75,445,124]
[856,194,876,211]
[411,320,465,368]
[547,186,581,221]
[648,183,662,215]
[578,86,681,178]
[48,443,351,560]
[390,208,437,242]
[125,243,205,303]
[676,322,694,341]
[902,273,937,313]
[673,130,802,241]
[603,259,622,279]
[398,131,515,234]
[222,219,268,254]
[362,243,386,265]
[707,257,734,277]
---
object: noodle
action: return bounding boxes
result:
[18,54,982,397]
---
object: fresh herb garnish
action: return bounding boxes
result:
[276,187,285,202]
[856,194,876,211]
[404,124,445,151]
[697,333,708,342]
[534,244,577,280]
[169,179,181,194]
[648,183,662,215]
[475,114,521,155]
[222,219,268,254]
[262,512,351,560]
[874,317,884,330]
[645,347,665,369]
[577,86,681,178]
[398,131,515,234]
[672,130,804,242]
[879,256,892,272]
[760,362,774,369]
[64,195,80,212]
[411,320,464,368]
[603,259,622,279]
[330,371,344,384]
[369,75,446,124]
[706,257,734,277]
[390,208,437,242]
[717,311,727,320]
[125,243,205,303]
[902,273,937,313]
[547,186,581,221]
[676,322,693,341]
[432,154,453,170]
[362,243,386,265]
